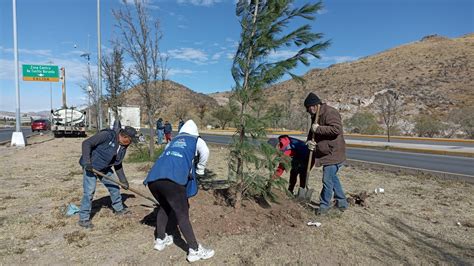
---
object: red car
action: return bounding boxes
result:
[31,119,51,132]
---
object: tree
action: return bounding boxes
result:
[196,103,207,129]
[174,104,189,121]
[102,44,127,119]
[228,0,330,207]
[414,114,443,138]
[265,104,284,129]
[377,90,400,142]
[211,104,235,130]
[345,111,382,135]
[114,0,164,157]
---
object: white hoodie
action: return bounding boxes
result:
[177,120,209,175]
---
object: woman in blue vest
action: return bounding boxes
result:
[78,126,136,229]
[144,120,214,262]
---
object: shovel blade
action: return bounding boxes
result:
[297,187,314,202]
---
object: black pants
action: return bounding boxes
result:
[288,158,314,192]
[148,179,198,250]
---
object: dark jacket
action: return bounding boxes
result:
[307,103,346,167]
[156,120,164,130]
[79,129,128,179]
[164,122,172,134]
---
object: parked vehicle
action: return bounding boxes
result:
[108,106,141,131]
[31,119,51,132]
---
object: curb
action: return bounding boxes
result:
[345,134,474,143]
[347,143,474,158]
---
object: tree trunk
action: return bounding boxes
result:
[147,109,154,158]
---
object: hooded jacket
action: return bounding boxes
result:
[144,120,209,187]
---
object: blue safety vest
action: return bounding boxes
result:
[144,133,198,197]
[79,129,127,172]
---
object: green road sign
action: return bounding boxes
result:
[22,64,59,82]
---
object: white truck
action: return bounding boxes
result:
[51,107,87,137]
[108,106,141,131]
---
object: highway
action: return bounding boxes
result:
[287,133,474,147]
[0,127,35,143]
[197,133,474,178]
[3,128,472,178]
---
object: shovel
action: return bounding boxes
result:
[92,169,159,205]
[297,104,320,202]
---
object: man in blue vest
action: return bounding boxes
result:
[78,126,137,229]
[143,120,214,262]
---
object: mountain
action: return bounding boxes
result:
[121,80,219,124]
[209,33,474,129]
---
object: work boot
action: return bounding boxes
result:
[153,234,173,251]
[316,207,330,216]
[78,220,94,229]
[187,244,215,262]
[115,208,130,216]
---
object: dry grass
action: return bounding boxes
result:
[0,136,472,265]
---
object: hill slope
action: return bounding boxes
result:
[210,33,474,130]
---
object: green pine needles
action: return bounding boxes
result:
[228,0,330,207]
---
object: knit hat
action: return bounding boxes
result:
[304,92,321,107]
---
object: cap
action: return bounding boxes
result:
[120,126,138,143]
[304,92,321,107]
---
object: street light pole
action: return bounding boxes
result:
[47,60,54,123]
[87,86,92,130]
[97,0,103,129]
[11,0,25,147]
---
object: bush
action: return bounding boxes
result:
[449,107,474,139]
[414,114,443,138]
[345,112,382,134]
[126,144,164,163]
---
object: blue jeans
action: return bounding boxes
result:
[157,129,164,144]
[319,163,348,210]
[79,169,124,221]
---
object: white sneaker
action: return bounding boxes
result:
[153,234,173,251]
[187,244,215,262]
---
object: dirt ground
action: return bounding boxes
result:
[0,134,473,265]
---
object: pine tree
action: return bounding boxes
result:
[229,0,330,207]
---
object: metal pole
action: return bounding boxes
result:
[97,0,103,129]
[50,81,52,121]
[12,0,20,133]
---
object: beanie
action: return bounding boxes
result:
[304,92,321,107]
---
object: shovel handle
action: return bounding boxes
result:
[92,169,159,205]
[305,104,321,188]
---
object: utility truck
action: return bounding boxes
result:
[108,106,141,131]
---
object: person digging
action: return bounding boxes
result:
[304,92,349,215]
[270,135,311,194]
[78,125,137,229]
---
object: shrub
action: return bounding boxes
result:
[345,111,382,134]
[414,114,443,138]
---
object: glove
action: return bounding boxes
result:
[311,123,320,132]
[196,168,205,176]
[118,176,129,190]
[84,163,93,172]
[306,140,316,151]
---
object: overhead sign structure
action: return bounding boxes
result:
[22,64,59,82]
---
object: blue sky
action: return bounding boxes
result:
[0,0,473,112]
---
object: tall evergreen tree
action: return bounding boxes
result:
[229,0,330,207]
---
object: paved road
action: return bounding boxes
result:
[287,134,474,147]
[0,127,35,143]
[197,133,474,178]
